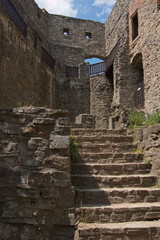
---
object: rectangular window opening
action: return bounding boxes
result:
[34,36,38,49]
[131,11,139,41]
[41,47,55,70]
[66,66,79,78]
[63,28,69,35]
[157,0,160,10]
[85,32,92,39]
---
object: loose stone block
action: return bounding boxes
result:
[33,118,55,125]
[49,135,70,149]
[2,123,20,135]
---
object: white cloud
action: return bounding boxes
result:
[35,0,77,17]
[96,7,112,17]
[93,0,116,6]
[93,0,116,18]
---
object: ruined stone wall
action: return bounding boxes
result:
[0,0,106,121]
[105,0,160,128]
[105,0,136,111]
[104,0,138,129]
[105,0,129,56]
[48,14,105,60]
[90,73,113,129]
[11,0,49,42]
[47,14,105,121]
[58,63,90,122]
[0,107,75,240]
[129,0,160,113]
[0,1,59,109]
[132,124,160,185]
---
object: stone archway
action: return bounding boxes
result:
[131,53,145,110]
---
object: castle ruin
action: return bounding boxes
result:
[0,0,160,239]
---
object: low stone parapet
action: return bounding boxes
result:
[132,124,160,185]
[0,107,75,240]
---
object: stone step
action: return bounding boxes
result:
[75,202,160,224]
[72,174,156,188]
[77,143,135,154]
[76,152,144,164]
[74,135,133,145]
[72,163,151,175]
[71,128,127,136]
[75,187,160,205]
[74,221,160,240]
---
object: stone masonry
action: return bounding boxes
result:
[129,0,160,113]
[132,124,160,185]
[0,0,159,125]
[0,107,75,240]
[0,0,59,109]
[0,0,160,239]
[105,0,160,127]
[71,128,160,239]
[47,14,105,122]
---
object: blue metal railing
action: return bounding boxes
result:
[89,62,104,76]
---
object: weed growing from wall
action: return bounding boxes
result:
[70,135,78,162]
[128,110,145,129]
[145,111,160,126]
[128,110,160,129]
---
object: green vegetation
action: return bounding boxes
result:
[80,209,93,223]
[128,110,160,129]
[70,135,78,162]
[133,149,143,154]
[0,101,27,109]
[145,111,160,126]
[128,110,145,129]
[143,157,151,164]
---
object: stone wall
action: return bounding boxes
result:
[129,0,160,113]
[132,124,160,185]
[90,73,113,129]
[1,0,159,126]
[58,63,90,122]
[0,0,58,109]
[105,0,137,127]
[11,0,49,42]
[105,0,129,56]
[47,14,105,121]
[47,14,105,60]
[0,107,75,240]
[105,0,160,128]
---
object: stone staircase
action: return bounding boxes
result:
[71,129,160,240]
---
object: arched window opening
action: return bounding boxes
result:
[132,53,145,110]
[85,58,104,76]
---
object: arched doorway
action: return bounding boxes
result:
[85,57,105,76]
[132,53,145,109]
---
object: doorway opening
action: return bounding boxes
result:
[132,53,144,109]
[85,58,104,76]
[105,64,114,90]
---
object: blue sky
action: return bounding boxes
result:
[34,0,116,23]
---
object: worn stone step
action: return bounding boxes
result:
[72,174,156,188]
[75,202,160,224]
[77,143,135,154]
[72,163,151,176]
[75,187,160,205]
[74,221,160,240]
[71,128,127,136]
[74,135,133,145]
[76,152,144,164]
